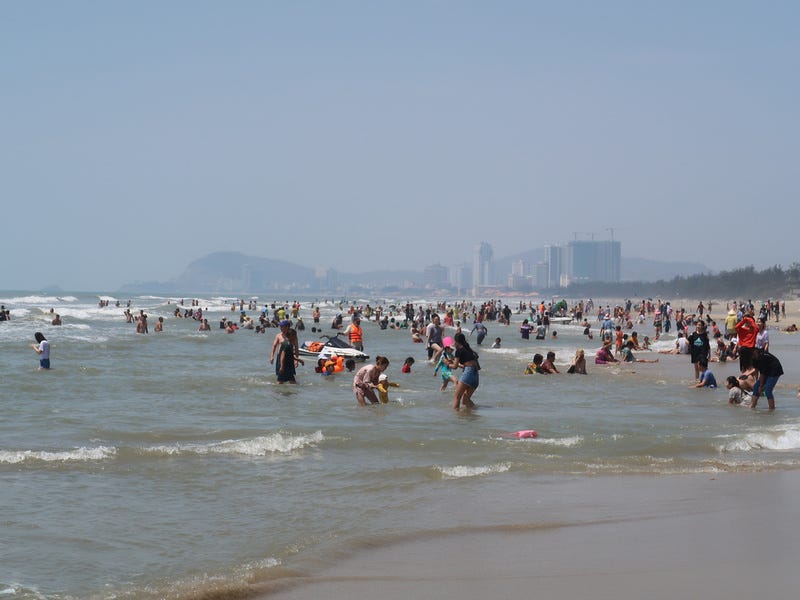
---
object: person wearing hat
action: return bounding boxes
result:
[724,308,738,339]
[376,372,399,403]
[339,317,364,351]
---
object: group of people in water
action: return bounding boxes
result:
[18,295,791,412]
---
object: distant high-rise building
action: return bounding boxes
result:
[564,240,621,283]
[449,263,471,293]
[424,263,449,288]
[533,239,622,288]
[532,262,549,288]
[472,242,494,291]
[543,244,562,289]
[511,259,528,277]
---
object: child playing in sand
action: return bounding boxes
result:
[377,373,399,403]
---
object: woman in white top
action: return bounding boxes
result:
[32,332,50,369]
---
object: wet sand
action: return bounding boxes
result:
[263,471,800,599]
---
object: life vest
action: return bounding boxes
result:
[348,324,363,344]
[308,341,325,352]
[333,355,345,372]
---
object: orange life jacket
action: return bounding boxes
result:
[348,324,363,344]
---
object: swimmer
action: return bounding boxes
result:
[401,356,415,373]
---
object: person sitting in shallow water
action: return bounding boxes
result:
[691,359,717,388]
[567,349,587,374]
[595,342,618,364]
[621,340,658,363]
[525,353,545,374]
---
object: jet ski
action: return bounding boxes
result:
[299,334,369,361]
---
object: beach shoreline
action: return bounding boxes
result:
[260,470,800,600]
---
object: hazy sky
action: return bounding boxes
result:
[2,1,798,291]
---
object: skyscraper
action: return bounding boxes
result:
[472,242,493,292]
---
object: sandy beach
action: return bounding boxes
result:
[262,470,800,600]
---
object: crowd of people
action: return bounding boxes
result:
[11,294,793,412]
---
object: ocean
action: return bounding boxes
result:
[1,292,799,599]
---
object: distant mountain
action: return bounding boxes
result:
[118,250,712,294]
[118,252,317,294]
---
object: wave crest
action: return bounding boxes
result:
[144,431,325,457]
[0,446,116,464]
[437,463,511,478]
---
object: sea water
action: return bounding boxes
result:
[1,292,799,599]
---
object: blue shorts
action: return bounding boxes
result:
[40,358,50,369]
[460,365,479,389]
[753,375,781,399]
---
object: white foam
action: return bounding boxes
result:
[144,431,325,457]
[535,435,584,448]
[719,427,800,452]
[437,463,511,478]
[0,446,116,464]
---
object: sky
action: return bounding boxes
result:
[2,1,798,291]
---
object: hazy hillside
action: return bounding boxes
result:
[118,249,711,294]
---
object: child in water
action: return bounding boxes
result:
[434,338,458,391]
[726,375,751,405]
[401,356,415,373]
[691,359,717,388]
[377,373,399,403]
[491,337,502,348]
